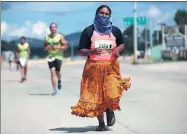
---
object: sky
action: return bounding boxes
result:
[1,1,187,40]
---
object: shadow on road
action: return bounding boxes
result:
[4,80,20,83]
[28,93,52,96]
[49,126,111,133]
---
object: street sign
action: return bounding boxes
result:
[137,17,147,25]
[124,17,133,25]
[124,17,147,25]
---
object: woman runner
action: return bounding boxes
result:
[8,53,14,71]
[15,55,20,71]
[16,36,30,83]
[44,23,68,96]
[71,5,131,131]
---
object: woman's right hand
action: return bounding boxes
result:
[44,45,52,51]
[91,48,103,54]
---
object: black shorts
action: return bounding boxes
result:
[48,59,62,71]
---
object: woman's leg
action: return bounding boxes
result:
[16,62,20,71]
[20,66,25,82]
[48,61,57,89]
[24,64,28,80]
[50,68,57,90]
[96,112,106,131]
[103,61,121,126]
[48,60,58,95]
[106,108,115,126]
[55,59,62,90]
[9,61,12,70]
[97,112,104,124]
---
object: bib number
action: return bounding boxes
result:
[47,55,55,62]
[95,40,112,49]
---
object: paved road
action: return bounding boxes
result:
[1,61,187,134]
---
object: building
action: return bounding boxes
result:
[161,25,187,60]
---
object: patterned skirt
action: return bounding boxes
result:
[71,58,131,118]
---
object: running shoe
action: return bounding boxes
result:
[58,82,62,90]
[52,90,57,96]
[57,80,62,90]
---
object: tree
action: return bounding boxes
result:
[141,28,150,42]
[1,40,14,51]
[122,26,143,54]
[123,26,134,54]
[174,9,187,25]
[1,40,9,51]
[123,26,133,37]
[152,30,162,45]
[174,9,187,34]
[9,40,17,51]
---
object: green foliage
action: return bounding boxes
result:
[152,30,162,46]
[122,26,134,54]
[174,9,187,25]
[141,28,150,42]
[174,9,187,34]
[1,40,15,51]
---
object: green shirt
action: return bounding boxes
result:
[9,54,14,61]
[45,33,63,60]
[17,43,29,58]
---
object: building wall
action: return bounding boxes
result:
[151,45,162,61]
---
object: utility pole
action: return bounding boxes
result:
[157,29,159,43]
[145,27,147,55]
[70,41,74,61]
[149,18,153,49]
[145,17,148,56]
[133,2,137,62]
[160,23,166,49]
[185,25,187,49]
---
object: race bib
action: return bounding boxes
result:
[95,40,113,49]
[47,55,55,62]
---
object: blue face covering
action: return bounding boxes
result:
[93,15,112,34]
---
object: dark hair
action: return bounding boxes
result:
[95,5,112,16]
[20,36,26,40]
[49,23,57,29]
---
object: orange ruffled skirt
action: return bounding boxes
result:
[71,58,131,118]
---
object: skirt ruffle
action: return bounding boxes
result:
[71,58,131,117]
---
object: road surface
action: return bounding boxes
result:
[1,60,187,134]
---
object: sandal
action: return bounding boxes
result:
[20,77,26,83]
[20,79,24,83]
[96,122,106,131]
[106,109,115,126]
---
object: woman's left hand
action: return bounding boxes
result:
[51,45,59,50]
[112,47,120,58]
